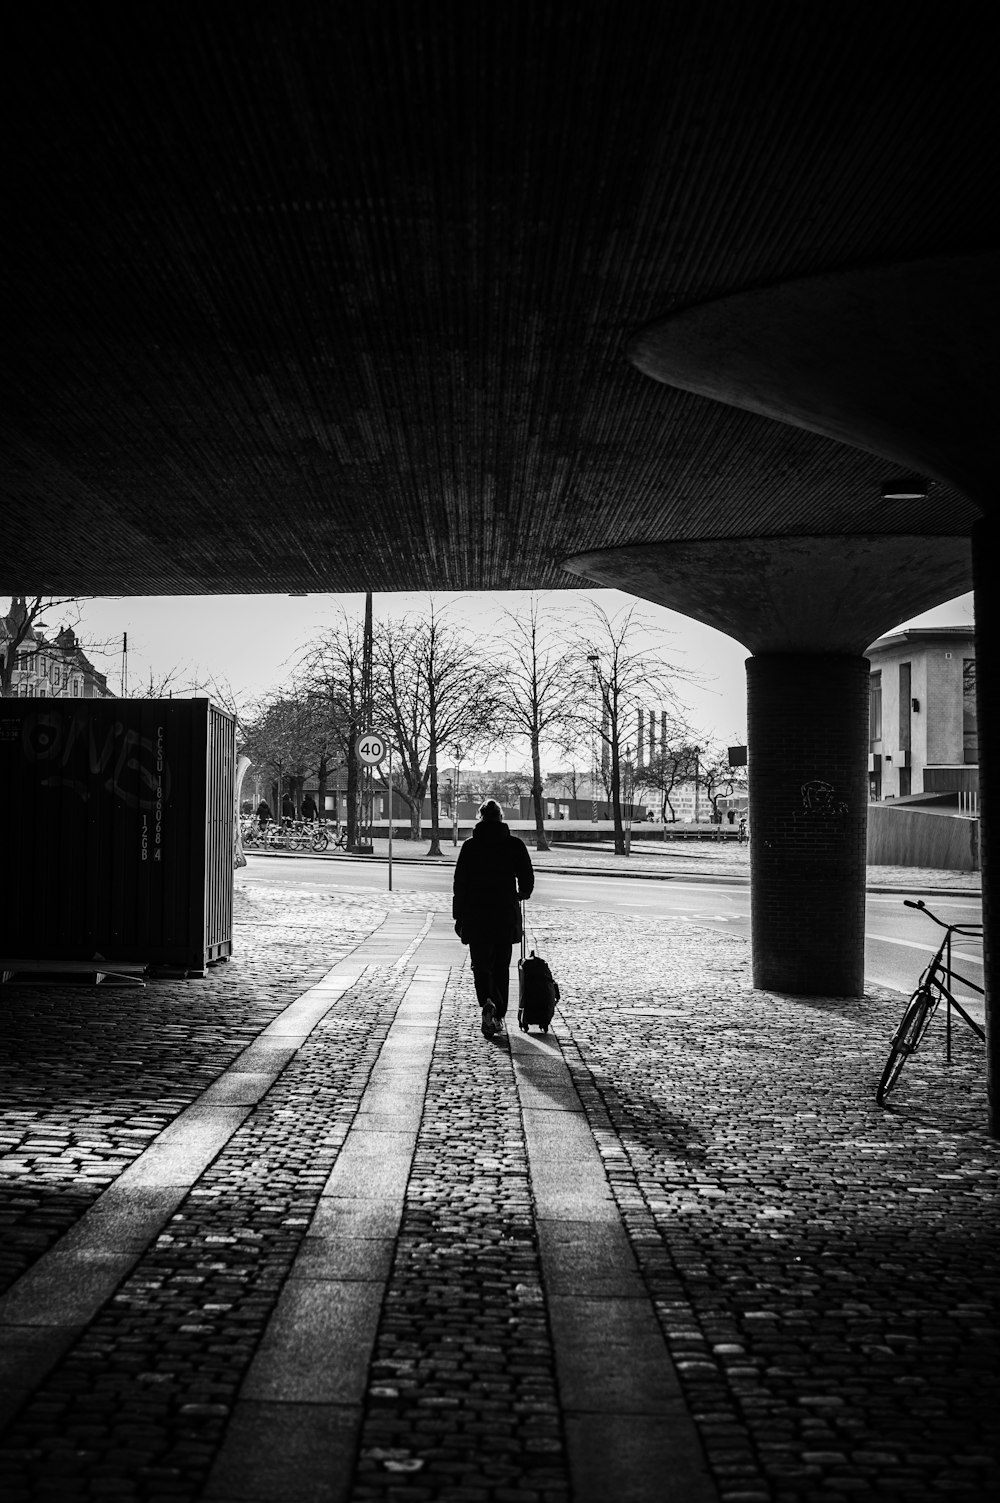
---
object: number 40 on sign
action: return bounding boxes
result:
[356,732,388,766]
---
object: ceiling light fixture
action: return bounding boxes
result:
[881,477,928,501]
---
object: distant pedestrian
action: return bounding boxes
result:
[256,800,272,826]
[281,792,294,821]
[302,793,318,822]
[453,799,534,1039]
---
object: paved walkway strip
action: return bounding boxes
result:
[205,964,448,1503]
[0,913,428,1431]
[510,1025,717,1503]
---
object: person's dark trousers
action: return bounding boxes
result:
[468,937,513,1018]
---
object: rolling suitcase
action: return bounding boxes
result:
[517,901,560,1033]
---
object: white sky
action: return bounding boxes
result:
[73,587,975,761]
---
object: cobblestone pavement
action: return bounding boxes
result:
[0,871,996,1502]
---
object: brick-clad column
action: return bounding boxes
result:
[748,655,870,996]
[972,519,997,1136]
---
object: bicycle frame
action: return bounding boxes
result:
[922,925,986,1060]
[905,900,985,1061]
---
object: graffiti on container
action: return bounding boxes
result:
[21,712,171,814]
[800,779,848,817]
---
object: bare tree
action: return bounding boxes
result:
[376,605,500,854]
[127,664,193,699]
[698,746,743,823]
[642,741,700,822]
[576,603,693,855]
[494,597,586,851]
[298,610,367,848]
[544,765,583,802]
[240,694,322,817]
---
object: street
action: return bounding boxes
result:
[239,854,984,1004]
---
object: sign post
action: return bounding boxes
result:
[356,731,391,889]
[385,743,393,890]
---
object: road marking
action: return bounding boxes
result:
[867,932,983,966]
[509,1030,716,1503]
[866,894,982,911]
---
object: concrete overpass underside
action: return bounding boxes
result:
[1,5,996,1120]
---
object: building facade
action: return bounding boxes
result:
[1,602,111,700]
[867,627,976,801]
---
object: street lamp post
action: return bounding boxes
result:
[452,746,463,846]
[693,745,702,825]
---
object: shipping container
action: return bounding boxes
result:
[0,698,236,972]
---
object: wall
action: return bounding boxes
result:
[867,803,979,871]
[925,649,966,765]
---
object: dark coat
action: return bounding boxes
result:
[452,820,534,943]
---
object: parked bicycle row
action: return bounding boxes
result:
[239,814,344,853]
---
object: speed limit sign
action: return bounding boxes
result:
[356,731,388,766]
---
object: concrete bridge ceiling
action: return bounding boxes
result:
[1,4,992,598]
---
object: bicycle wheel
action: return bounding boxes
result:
[311,830,329,852]
[876,986,938,1104]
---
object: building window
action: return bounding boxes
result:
[72,678,81,697]
[898,662,911,751]
[963,659,978,763]
[869,671,882,746]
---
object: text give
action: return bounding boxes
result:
[356,732,388,766]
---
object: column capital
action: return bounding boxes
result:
[564,534,971,654]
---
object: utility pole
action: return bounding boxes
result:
[588,653,599,822]
[357,590,374,852]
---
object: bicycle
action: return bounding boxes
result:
[292,820,330,853]
[876,900,985,1105]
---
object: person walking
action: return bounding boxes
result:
[453,799,534,1039]
[302,792,318,823]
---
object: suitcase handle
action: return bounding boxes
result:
[520,898,526,961]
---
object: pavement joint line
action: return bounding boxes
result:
[0,910,440,1430]
[509,1018,718,1503]
[207,949,448,1503]
[391,912,435,969]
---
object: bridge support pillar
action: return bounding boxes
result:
[563,533,973,1001]
[747,654,869,996]
[973,518,997,1134]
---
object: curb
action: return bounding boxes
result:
[243,849,979,898]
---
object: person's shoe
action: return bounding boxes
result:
[481,1002,497,1038]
